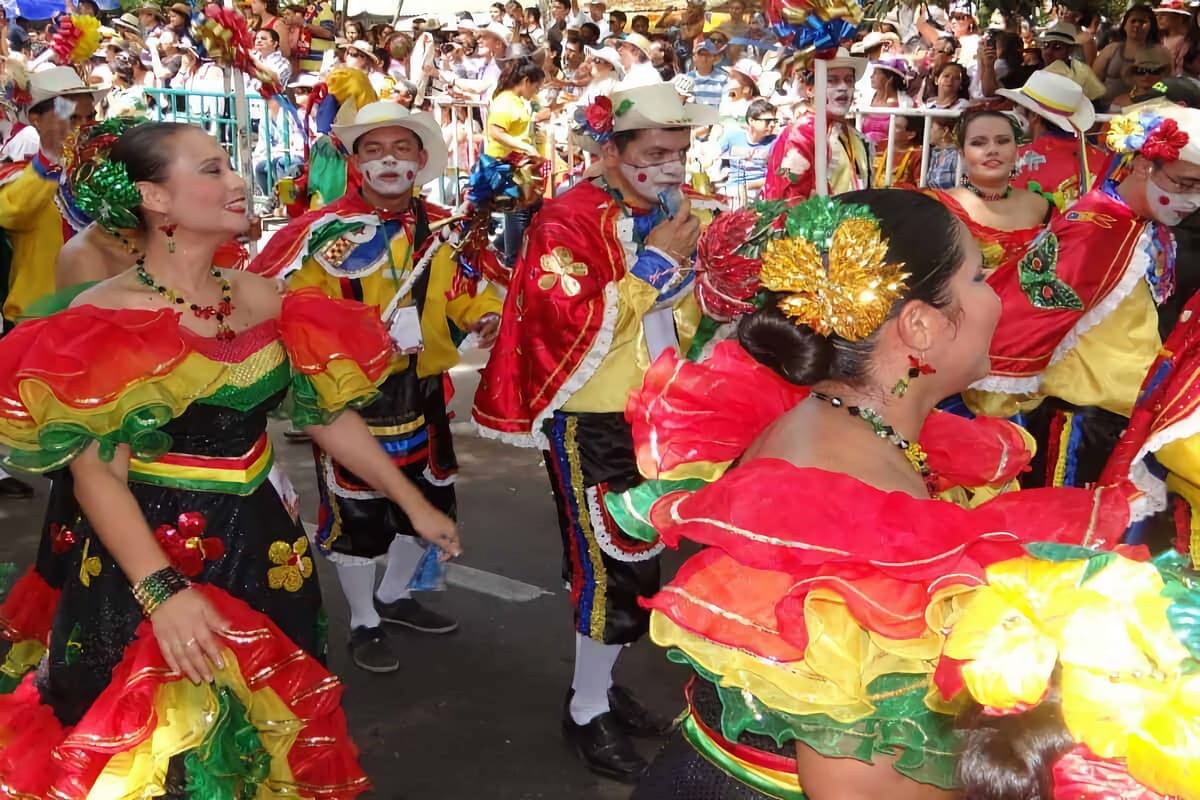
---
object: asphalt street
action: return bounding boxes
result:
[0,349,692,800]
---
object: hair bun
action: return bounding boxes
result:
[737,296,835,386]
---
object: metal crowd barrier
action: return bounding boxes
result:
[853,105,963,188]
[142,86,298,209]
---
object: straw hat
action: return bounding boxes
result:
[610,77,717,132]
[997,68,1095,133]
[823,48,867,82]
[347,39,380,65]
[1156,0,1192,17]
[1038,21,1079,46]
[619,32,652,59]
[332,101,448,184]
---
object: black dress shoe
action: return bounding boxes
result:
[0,477,33,499]
[562,710,648,783]
[608,685,677,737]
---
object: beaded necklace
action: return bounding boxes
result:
[136,258,236,341]
[962,180,1012,201]
[810,391,933,488]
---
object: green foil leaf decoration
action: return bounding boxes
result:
[184,685,272,800]
[783,196,875,252]
[73,159,143,235]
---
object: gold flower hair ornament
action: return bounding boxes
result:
[759,197,909,341]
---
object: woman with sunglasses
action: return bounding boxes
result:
[1110,50,1172,110]
[1093,4,1163,108]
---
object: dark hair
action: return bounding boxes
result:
[109,122,193,227]
[526,6,541,23]
[580,21,600,41]
[28,98,55,117]
[256,26,281,45]
[1120,4,1161,44]
[956,696,1075,800]
[934,61,970,101]
[610,9,627,24]
[632,14,649,28]
[493,57,545,96]
[77,0,99,13]
[745,98,775,124]
[737,190,963,387]
[491,2,505,12]
[899,113,924,140]
[956,109,1021,149]
[611,126,689,153]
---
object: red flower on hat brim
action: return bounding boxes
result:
[1142,118,1189,163]
[585,96,614,135]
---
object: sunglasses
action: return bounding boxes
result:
[347,48,367,58]
[753,117,778,123]
[1134,66,1167,75]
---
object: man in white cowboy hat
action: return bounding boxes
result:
[252,101,504,674]
[0,66,105,500]
[1000,68,1110,208]
[474,78,721,783]
[615,31,660,84]
[1039,19,1105,102]
[763,47,871,200]
[969,102,1200,491]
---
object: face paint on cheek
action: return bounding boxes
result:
[1146,177,1200,225]
[360,157,421,196]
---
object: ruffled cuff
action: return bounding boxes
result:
[0,307,226,472]
[280,287,397,428]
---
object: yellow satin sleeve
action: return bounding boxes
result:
[562,276,701,414]
[1039,285,1160,418]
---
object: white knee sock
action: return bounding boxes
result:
[335,561,381,630]
[375,535,425,604]
[569,633,623,725]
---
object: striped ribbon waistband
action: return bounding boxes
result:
[681,682,806,800]
[129,433,274,496]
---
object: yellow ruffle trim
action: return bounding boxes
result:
[305,357,394,418]
[650,582,975,724]
[945,554,1200,798]
[0,351,227,457]
[89,647,300,798]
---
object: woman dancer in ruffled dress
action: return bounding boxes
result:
[0,121,460,797]
[615,191,1191,799]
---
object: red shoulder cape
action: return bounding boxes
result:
[978,187,1151,392]
[472,180,629,446]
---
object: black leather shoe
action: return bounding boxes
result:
[0,477,33,499]
[608,685,677,737]
[348,626,400,673]
[562,710,647,783]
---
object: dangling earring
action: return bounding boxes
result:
[159,222,177,253]
[891,353,936,397]
[958,172,968,187]
[1010,164,1019,178]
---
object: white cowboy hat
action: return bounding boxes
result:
[856,31,899,53]
[729,58,763,85]
[997,68,1095,133]
[618,32,652,59]
[611,77,718,133]
[1038,20,1078,46]
[30,66,105,106]
[332,101,448,185]
[824,48,867,82]
[481,21,514,45]
[585,45,624,75]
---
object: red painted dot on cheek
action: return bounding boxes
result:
[637,172,647,183]
[1160,195,1171,205]
[406,170,414,180]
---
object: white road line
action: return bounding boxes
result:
[301,522,553,602]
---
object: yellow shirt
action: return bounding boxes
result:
[287,225,502,378]
[0,161,66,323]
[484,90,532,160]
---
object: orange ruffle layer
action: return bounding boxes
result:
[0,586,368,799]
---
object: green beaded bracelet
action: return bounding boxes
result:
[132,566,191,616]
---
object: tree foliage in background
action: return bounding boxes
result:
[861,0,1132,27]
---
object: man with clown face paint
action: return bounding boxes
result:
[252,102,504,674]
[473,78,723,783]
[965,102,1200,495]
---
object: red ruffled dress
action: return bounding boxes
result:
[930,190,1048,275]
[0,287,385,798]
[616,342,1132,799]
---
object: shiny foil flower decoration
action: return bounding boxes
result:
[268,537,314,592]
[760,216,908,341]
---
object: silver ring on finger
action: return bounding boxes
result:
[185,637,197,648]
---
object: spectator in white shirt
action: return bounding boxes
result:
[253,27,292,89]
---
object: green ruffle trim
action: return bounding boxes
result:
[198,359,291,414]
[184,685,272,800]
[669,651,960,790]
[19,281,99,321]
[284,372,382,430]
[3,403,175,473]
[307,136,348,208]
[606,478,708,543]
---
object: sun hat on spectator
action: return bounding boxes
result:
[585,45,623,73]
[30,66,106,106]
[1038,20,1079,46]
[997,68,1095,132]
